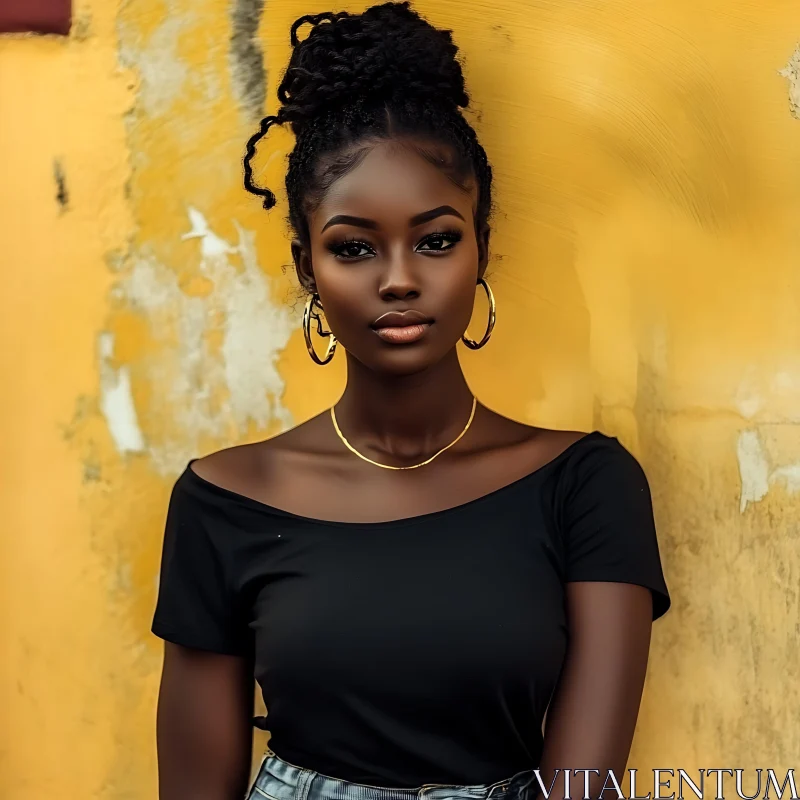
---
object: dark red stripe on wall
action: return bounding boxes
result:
[0,0,71,36]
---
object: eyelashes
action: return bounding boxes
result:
[417,229,463,252]
[328,238,375,260]
[327,229,463,261]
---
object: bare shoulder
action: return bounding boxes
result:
[530,426,591,458]
[515,426,593,476]
[466,404,592,486]
[479,405,589,462]
[189,411,336,498]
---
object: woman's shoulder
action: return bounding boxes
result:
[489,419,646,499]
[181,411,338,507]
[481,410,626,478]
[538,429,652,510]
[554,429,645,476]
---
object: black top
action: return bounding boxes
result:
[152,432,670,787]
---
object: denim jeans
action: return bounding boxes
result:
[247,750,536,800]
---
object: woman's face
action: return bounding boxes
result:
[293,139,489,376]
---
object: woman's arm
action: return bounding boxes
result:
[157,643,255,800]
[537,581,654,800]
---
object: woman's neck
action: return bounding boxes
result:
[334,349,476,461]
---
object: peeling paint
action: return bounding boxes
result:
[119,209,296,475]
[98,332,146,455]
[737,428,800,511]
[230,0,266,120]
[118,14,189,117]
[737,429,770,513]
[771,464,800,494]
[779,45,800,120]
[183,207,236,259]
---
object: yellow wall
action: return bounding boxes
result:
[2,0,799,796]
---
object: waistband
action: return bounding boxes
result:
[249,750,535,800]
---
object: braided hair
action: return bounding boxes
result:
[243,1,493,245]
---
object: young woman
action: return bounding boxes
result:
[152,3,671,800]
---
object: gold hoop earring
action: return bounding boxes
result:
[303,293,337,365]
[461,278,496,350]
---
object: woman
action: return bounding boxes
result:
[152,3,671,800]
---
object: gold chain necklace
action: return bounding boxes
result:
[330,396,478,470]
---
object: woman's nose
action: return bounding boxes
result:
[378,252,421,301]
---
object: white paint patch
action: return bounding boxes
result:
[771,464,800,494]
[98,332,146,455]
[183,207,236,259]
[223,221,295,432]
[779,45,800,120]
[118,210,296,475]
[736,428,800,512]
[119,14,190,117]
[737,430,770,513]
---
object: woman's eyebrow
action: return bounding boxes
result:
[409,205,465,227]
[321,215,379,232]
[320,205,465,233]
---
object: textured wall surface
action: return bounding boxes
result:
[1,0,799,797]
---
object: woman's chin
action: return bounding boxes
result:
[353,344,450,377]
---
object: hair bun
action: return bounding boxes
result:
[278,2,469,128]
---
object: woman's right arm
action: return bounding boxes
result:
[157,642,254,800]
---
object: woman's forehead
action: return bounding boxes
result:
[312,140,478,224]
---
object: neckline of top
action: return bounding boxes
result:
[182,430,608,529]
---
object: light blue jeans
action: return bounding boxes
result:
[248,750,535,800]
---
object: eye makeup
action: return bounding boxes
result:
[327,229,464,261]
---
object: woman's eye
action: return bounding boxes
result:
[417,232,462,252]
[331,241,375,259]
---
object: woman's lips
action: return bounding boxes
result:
[373,323,432,344]
[371,309,433,345]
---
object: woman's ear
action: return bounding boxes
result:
[291,239,315,293]
[477,223,490,279]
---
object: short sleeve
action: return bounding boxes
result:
[151,472,252,656]
[560,437,671,620]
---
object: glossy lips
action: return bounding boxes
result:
[371,309,433,344]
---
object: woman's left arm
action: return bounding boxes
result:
[537,581,654,800]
